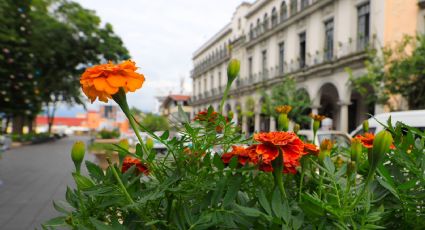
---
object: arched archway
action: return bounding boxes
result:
[349,86,375,132]
[318,83,340,130]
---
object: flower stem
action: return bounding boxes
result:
[272,149,287,199]
[219,84,231,114]
[107,158,135,205]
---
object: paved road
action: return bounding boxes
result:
[0,136,92,229]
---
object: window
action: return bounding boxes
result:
[324,19,334,61]
[204,78,207,94]
[198,81,201,96]
[280,1,288,22]
[299,32,306,68]
[210,74,214,91]
[238,18,241,29]
[263,13,269,31]
[271,7,278,27]
[279,42,285,74]
[301,0,309,10]
[290,0,298,16]
[256,18,261,35]
[218,71,222,88]
[357,3,370,50]
[250,23,254,39]
[248,57,253,80]
[262,50,268,78]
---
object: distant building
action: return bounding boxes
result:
[35,105,129,135]
[191,0,425,133]
[160,95,191,122]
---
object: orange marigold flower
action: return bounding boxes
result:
[122,157,149,175]
[275,105,292,114]
[320,139,334,151]
[80,60,145,103]
[309,113,326,121]
[221,145,257,166]
[355,133,395,149]
[254,131,304,164]
[303,142,319,156]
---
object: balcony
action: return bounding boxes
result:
[191,48,230,78]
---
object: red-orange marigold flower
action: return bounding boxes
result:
[303,142,319,156]
[254,131,304,164]
[221,145,256,166]
[122,157,149,175]
[309,113,326,121]
[355,132,395,149]
[80,60,145,103]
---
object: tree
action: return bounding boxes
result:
[266,77,311,127]
[140,113,169,132]
[0,0,130,134]
[349,34,425,110]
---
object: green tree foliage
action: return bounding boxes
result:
[349,34,425,110]
[0,0,130,133]
[140,113,169,131]
[268,77,311,127]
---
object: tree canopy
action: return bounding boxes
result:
[0,0,130,133]
[349,34,425,110]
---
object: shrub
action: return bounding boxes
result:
[97,129,120,139]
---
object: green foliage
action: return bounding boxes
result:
[0,0,129,133]
[268,77,311,126]
[46,110,425,229]
[97,129,120,139]
[349,34,425,110]
[140,113,169,131]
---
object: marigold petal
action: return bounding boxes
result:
[126,77,144,92]
[256,144,279,163]
[106,75,127,88]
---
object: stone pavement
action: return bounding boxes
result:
[0,136,92,229]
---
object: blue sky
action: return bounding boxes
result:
[56,0,250,117]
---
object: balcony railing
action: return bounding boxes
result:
[192,48,230,77]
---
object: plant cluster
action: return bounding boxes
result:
[44,60,425,229]
[97,129,121,140]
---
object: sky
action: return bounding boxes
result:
[56,0,251,116]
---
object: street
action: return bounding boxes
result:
[0,136,92,229]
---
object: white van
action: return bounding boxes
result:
[350,110,425,137]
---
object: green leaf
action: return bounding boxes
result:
[135,143,143,157]
[160,130,169,140]
[213,154,224,170]
[257,189,272,215]
[222,175,242,207]
[85,160,104,181]
[90,218,116,230]
[65,187,78,208]
[234,204,263,217]
[397,179,418,190]
[376,177,399,199]
[229,156,239,169]
[211,178,227,207]
[53,200,73,214]
[42,216,67,228]
[72,173,95,190]
[147,149,156,162]
[323,157,335,174]
[271,188,285,220]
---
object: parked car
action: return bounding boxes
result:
[350,110,425,137]
[0,135,12,151]
[297,130,351,147]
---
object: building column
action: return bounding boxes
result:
[338,101,350,133]
[269,116,276,131]
[254,112,260,132]
[242,115,248,134]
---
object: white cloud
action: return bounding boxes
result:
[72,0,249,112]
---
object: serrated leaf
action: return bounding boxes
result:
[235,204,263,217]
[72,173,94,190]
[53,200,73,214]
[222,175,241,207]
[228,156,239,169]
[257,189,272,215]
[213,154,224,170]
[42,216,67,228]
[161,130,169,140]
[323,157,335,174]
[85,161,104,181]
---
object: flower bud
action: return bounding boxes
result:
[363,120,369,133]
[313,120,320,134]
[319,139,333,162]
[347,161,356,177]
[71,141,85,172]
[278,113,289,131]
[227,59,240,84]
[350,138,362,162]
[146,138,154,150]
[369,130,393,171]
[118,139,130,151]
[293,123,300,134]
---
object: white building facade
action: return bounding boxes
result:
[191,0,424,134]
